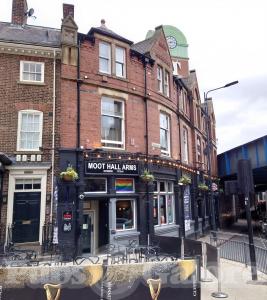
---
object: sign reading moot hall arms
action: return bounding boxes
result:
[85,161,139,175]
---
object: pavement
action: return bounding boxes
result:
[201,257,267,300]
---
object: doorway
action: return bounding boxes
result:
[82,211,94,253]
[13,192,41,243]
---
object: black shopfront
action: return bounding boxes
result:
[58,150,201,256]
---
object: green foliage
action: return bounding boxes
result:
[140,169,155,182]
[60,166,78,181]
[179,175,191,185]
[198,182,209,191]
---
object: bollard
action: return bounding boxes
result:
[211,248,228,298]
[181,237,184,259]
[201,242,213,282]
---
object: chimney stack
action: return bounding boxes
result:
[12,0,28,25]
[63,4,74,19]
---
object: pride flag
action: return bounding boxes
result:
[115,179,134,192]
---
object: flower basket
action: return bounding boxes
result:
[178,175,191,185]
[198,183,209,191]
[140,169,155,183]
[60,166,78,182]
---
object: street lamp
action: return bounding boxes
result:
[204,80,238,231]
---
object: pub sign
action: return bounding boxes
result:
[85,161,139,175]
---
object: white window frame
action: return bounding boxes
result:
[115,178,135,194]
[157,66,163,93]
[20,61,44,83]
[164,70,170,97]
[160,112,171,157]
[197,137,201,163]
[153,181,175,227]
[84,177,107,194]
[115,46,126,78]
[17,110,43,152]
[99,41,111,74]
[115,199,136,231]
[101,96,125,149]
[182,127,189,164]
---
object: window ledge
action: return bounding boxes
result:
[156,91,171,101]
[14,150,43,154]
[17,81,46,86]
[113,230,140,240]
[154,224,179,235]
[98,72,129,83]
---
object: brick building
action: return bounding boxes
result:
[0,1,217,254]
[0,0,61,246]
[58,7,217,255]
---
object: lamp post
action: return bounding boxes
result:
[204,80,238,231]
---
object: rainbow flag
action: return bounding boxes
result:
[115,179,134,192]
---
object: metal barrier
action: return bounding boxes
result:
[210,232,267,275]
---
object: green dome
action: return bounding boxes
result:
[146,25,189,59]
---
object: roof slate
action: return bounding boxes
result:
[88,26,133,45]
[0,22,61,47]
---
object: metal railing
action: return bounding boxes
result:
[210,232,267,274]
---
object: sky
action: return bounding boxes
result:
[1,0,267,153]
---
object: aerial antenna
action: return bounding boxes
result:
[25,8,36,19]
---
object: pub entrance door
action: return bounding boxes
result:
[13,192,41,243]
[82,211,94,253]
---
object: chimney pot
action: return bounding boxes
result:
[63,4,74,19]
[101,19,106,27]
[12,0,28,25]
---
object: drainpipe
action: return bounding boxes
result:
[50,50,56,223]
[77,39,81,162]
[75,38,82,254]
[143,57,151,244]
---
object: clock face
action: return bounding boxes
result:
[166,36,177,49]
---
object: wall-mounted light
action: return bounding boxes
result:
[2,194,7,204]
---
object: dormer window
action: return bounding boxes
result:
[164,71,170,97]
[99,42,111,74]
[115,46,125,78]
[99,41,126,78]
[157,65,170,97]
[157,66,163,93]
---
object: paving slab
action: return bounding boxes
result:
[201,259,267,300]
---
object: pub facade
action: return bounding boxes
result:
[58,5,218,255]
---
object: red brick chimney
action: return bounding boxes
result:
[12,0,28,25]
[63,4,74,19]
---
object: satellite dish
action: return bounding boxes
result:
[28,8,34,17]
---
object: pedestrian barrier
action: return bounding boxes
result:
[210,232,267,275]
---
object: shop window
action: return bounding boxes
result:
[115,178,134,193]
[116,199,135,230]
[99,42,111,74]
[153,181,175,226]
[15,179,41,190]
[160,112,171,157]
[85,178,107,193]
[17,110,43,151]
[101,96,124,149]
[20,61,44,83]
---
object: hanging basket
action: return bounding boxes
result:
[140,169,155,183]
[60,166,78,182]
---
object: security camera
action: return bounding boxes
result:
[79,193,85,200]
